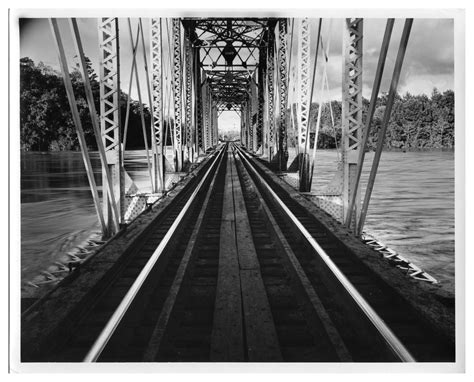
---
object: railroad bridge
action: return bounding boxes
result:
[21,17,455,363]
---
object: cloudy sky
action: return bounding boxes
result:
[19,17,454,131]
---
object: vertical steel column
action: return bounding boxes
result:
[212,101,218,146]
[243,98,250,148]
[69,19,120,232]
[207,89,213,149]
[195,56,204,154]
[256,31,268,154]
[277,18,289,170]
[98,17,123,237]
[202,80,210,151]
[296,18,312,191]
[151,18,164,192]
[267,27,276,161]
[249,76,257,152]
[209,96,214,147]
[172,18,183,171]
[184,28,194,162]
[342,18,363,231]
[240,104,245,145]
[345,19,394,228]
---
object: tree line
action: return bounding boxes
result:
[286,89,454,151]
[20,57,454,152]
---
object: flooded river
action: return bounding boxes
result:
[20,148,455,295]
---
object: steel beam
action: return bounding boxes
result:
[98,17,124,237]
[358,19,413,236]
[50,18,107,237]
[256,30,268,154]
[249,75,258,152]
[151,18,165,191]
[277,19,289,170]
[266,28,276,161]
[244,98,250,148]
[184,28,194,161]
[68,19,120,234]
[195,55,204,154]
[212,101,218,146]
[296,18,312,191]
[341,18,363,231]
[202,80,210,151]
[345,19,394,229]
[172,19,183,170]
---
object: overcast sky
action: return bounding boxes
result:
[19,17,454,131]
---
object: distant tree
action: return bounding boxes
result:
[20,57,153,151]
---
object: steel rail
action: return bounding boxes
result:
[83,146,225,362]
[142,145,227,361]
[235,145,415,362]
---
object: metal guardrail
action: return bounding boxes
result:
[235,145,415,362]
[83,147,225,362]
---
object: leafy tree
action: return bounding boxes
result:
[20,57,153,151]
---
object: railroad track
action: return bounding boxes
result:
[233,144,454,362]
[22,143,454,362]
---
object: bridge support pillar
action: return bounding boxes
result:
[342,18,363,230]
[296,18,312,192]
[202,79,211,152]
[151,18,165,192]
[172,19,184,171]
[212,102,218,146]
[184,27,195,163]
[98,17,124,238]
[256,30,267,155]
[266,25,276,161]
[194,52,204,155]
[275,18,289,171]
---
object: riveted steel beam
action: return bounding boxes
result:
[277,18,289,170]
[98,17,124,237]
[172,19,183,171]
[296,18,312,191]
[256,30,268,154]
[184,27,195,161]
[150,18,165,191]
[342,18,363,230]
[266,27,276,160]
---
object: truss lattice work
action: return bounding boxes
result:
[266,28,276,159]
[342,18,363,229]
[98,17,123,235]
[184,28,194,160]
[296,19,311,154]
[150,18,164,190]
[277,19,289,170]
[172,19,183,170]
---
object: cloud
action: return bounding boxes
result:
[295,18,454,101]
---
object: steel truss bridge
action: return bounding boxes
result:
[20,16,455,364]
[47,17,412,239]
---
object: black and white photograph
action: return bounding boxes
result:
[7,2,467,374]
